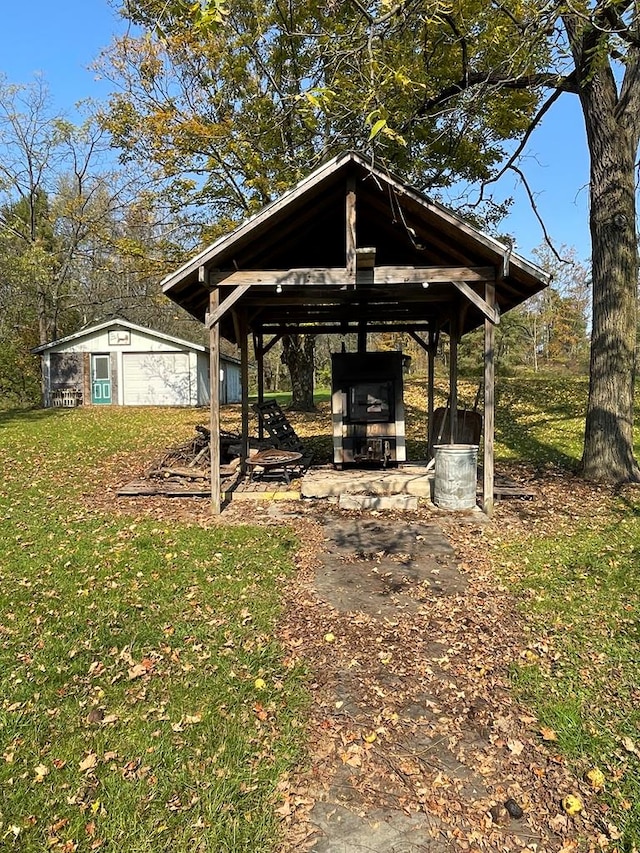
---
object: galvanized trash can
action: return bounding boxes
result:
[433,444,478,510]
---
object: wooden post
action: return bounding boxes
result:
[483,282,496,516]
[239,310,250,472]
[208,281,221,515]
[346,176,356,284]
[427,329,436,453]
[255,330,264,441]
[449,317,459,443]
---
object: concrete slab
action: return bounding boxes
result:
[320,518,454,556]
[315,517,465,618]
[301,465,434,499]
[310,802,449,852]
[339,494,418,511]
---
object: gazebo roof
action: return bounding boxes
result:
[162,151,549,343]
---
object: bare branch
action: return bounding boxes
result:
[509,164,568,264]
[475,86,565,201]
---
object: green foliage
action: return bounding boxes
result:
[100,0,548,229]
[0,334,41,408]
[456,245,591,377]
[0,407,305,851]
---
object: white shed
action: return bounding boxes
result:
[32,319,241,408]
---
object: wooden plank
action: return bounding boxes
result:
[374,266,495,285]
[346,177,357,283]
[239,311,250,473]
[483,282,496,516]
[210,266,496,287]
[118,479,211,497]
[449,315,459,442]
[206,283,252,328]
[211,268,349,286]
[451,280,500,324]
[209,287,221,515]
[427,330,437,453]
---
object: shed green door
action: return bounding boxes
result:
[91,355,112,404]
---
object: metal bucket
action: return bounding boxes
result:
[433,444,478,510]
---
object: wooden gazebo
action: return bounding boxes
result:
[161,152,550,514]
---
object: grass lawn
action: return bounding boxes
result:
[0,407,305,852]
[2,374,640,849]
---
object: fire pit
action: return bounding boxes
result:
[246,449,303,485]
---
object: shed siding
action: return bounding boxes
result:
[122,352,192,406]
[222,361,241,403]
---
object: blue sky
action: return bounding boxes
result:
[0,0,592,262]
[0,1,124,111]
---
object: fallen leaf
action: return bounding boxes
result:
[127,663,148,680]
[585,767,605,791]
[621,735,637,754]
[507,739,524,756]
[79,752,98,772]
[539,726,558,741]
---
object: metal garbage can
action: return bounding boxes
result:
[433,444,478,510]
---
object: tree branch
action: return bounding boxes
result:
[509,164,568,263]
[413,70,578,123]
[473,86,565,202]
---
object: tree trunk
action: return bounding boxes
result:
[580,74,640,482]
[281,333,315,410]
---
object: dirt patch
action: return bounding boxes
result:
[277,502,607,852]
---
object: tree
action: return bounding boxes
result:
[0,75,203,404]
[99,0,538,408]
[323,0,640,481]
[281,333,316,410]
[103,1,640,478]
[529,246,590,372]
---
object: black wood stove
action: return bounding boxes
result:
[331,352,406,467]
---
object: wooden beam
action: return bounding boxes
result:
[209,266,496,287]
[427,329,438,454]
[255,331,264,441]
[262,332,283,356]
[209,286,221,515]
[449,315,459,443]
[375,266,495,285]
[450,280,500,324]
[406,330,429,352]
[346,177,357,283]
[206,284,252,328]
[356,247,376,269]
[239,311,250,473]
[483,282,496,516]
[262,324,434,336]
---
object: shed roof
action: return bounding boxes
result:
[162,152,549,344]
[32,318,213,356]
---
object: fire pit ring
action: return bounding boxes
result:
[246,449,304,485]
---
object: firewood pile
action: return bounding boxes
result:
[146,424,242,482]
